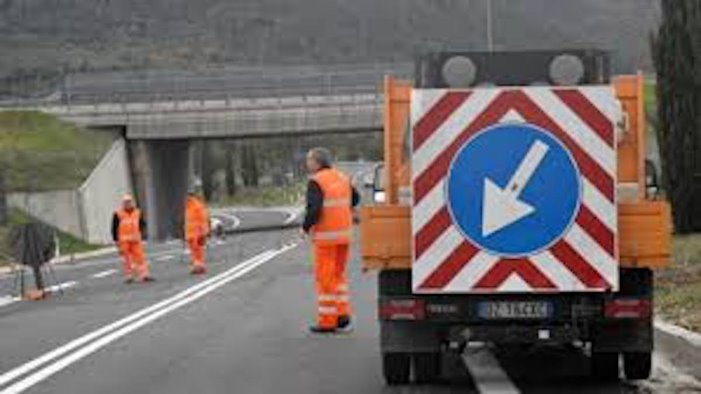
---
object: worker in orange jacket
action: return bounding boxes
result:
[111,194,153,283]
[185,186,210,275]
[302,148,360,334]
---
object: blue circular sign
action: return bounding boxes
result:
[447,123,581,257]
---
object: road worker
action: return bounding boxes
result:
[302,148,360,334]
[111,194,153,283]
[185,185,210,275]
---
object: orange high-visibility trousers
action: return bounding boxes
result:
[119,241,150,280]
[187,237,206,269]
[314,243,351,328]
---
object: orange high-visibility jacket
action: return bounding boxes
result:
[312,168,352,245]
[185,196,210,240]
[116,209,143,242]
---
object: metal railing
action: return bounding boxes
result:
[0,62,413,108]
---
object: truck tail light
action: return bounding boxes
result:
[604,299,651,319]
[379,299,426,321]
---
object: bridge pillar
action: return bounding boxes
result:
[128,139,191,241]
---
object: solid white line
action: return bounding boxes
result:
[0,296,19,308]
[0,248,282,389]
[91,269,117,279]
[0,244,297,394]
[655,320,701,348]
[463,346,520,394]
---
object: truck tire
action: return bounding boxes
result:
[413,353,441,384]
[383,353,411,385]
[591,352,619,381]
[623,352,651,380]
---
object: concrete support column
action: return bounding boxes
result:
[128,139,191,241]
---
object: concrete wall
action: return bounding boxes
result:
[128,139,191,241]
[8,190,84,239]
[79,138,133,244]
[8,138,134,245]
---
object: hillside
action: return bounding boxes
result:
[0,111,114,191]
[1,0,659,95]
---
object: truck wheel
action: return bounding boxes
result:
[413,353,441,384]
[623,352,651,380]
[591,352,619,381]
[383,353,411,385]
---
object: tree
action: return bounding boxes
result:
[652,0,701,232]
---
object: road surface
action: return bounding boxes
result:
[0,228,699,394]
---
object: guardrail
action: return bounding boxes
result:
[0,63,413,108]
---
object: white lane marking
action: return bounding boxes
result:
[0,245,297,393]
[463,346,520,394]
[215,212,241,230]
[91,269,117,279]
[0,296,20,308]
[283,207,302,225]
[45,282,77,293]
[155,255,176,262]
[655,320,701,348]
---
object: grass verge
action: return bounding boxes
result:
[656,233,701,332]
[0,110,114,191]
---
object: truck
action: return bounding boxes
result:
[359,51,672,385]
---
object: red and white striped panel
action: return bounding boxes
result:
[411,87,620,294]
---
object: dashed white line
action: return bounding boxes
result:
[463,344,520,394]
[91,269,117,279]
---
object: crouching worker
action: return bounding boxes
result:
[185,185,210,275]
[302,148,360,334]
[112,194,153,283]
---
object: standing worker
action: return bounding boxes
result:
[111,194,153,283]
[302,148,360,334]
[185,185,210,275]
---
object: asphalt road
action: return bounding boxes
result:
[0,228,699,394]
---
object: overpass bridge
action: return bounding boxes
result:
[37,92,383,139]
[1,63,408,241]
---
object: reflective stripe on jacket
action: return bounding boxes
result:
[311,168,352,245]
[116,209,142,242]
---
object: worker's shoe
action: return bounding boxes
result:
[124,278,134,284]
[190,265,207,275]
[337,315,353,332]
[309,325,337,334]
[141,276,156,283]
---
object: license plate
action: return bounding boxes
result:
[478,301,552,319]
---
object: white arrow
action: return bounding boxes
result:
[482,140,550,237]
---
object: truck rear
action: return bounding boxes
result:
[360,51,672,385]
